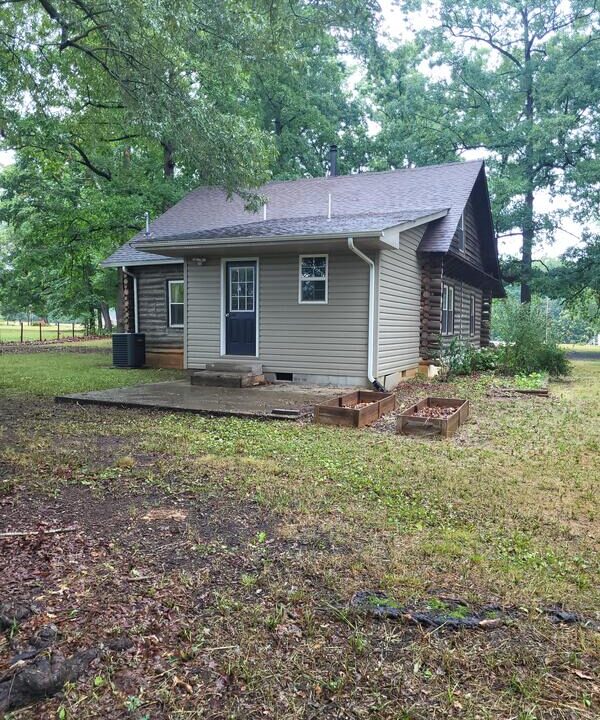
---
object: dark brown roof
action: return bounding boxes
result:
[104,160,488,266]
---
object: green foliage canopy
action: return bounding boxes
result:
[0,0,379,322]
[367,0,600,303]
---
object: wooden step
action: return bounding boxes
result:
[205,361,263,374]
[191,370,266,388]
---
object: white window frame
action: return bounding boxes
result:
[167,279,184,328]
[457,211,465,252]
[298,254,328,304]
[469,294,476,336]
[442,283,455,336]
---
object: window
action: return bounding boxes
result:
[469,295,476,335]
[457,211,465,252]
[229,265,255,312]
[168,279,184,327]
[442,283,454,335]
[299,255,328,303]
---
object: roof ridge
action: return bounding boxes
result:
[185,159,484,195]
[261,159,483,188]
[134,207,448,246]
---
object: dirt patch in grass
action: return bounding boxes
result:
[1,484,276,573]
[2,497,597,719]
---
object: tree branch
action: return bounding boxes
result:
[69,142,111,180]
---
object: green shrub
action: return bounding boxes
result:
[496,299,571,376]
[439,337,475,378]
[472,346,500,371]
[439,339,500,378]
[536,343,571,376]
[513,372,547,390]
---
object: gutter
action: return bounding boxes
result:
[121,267,139,333]
[102,258,182,269]
[347,238,385,392]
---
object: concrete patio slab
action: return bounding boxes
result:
[55,380,348,420]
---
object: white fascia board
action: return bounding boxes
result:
[380,210,449,249]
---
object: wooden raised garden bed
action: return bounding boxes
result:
[514,388,549,397]
[314,390,395,428]
[397,397,469,438]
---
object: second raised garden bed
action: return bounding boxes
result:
[314,390,395,428]
[397,397,470,438]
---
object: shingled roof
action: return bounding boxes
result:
[134,209,449,247]
[103,160,490,267]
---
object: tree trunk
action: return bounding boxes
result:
[87,306,96,335]
[521,188,534,303]
[521,7,534,305]
[100,301,113,331]
[162,140,175,179]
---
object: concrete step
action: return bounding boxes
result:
[191,370,266,388]
[205,361,263,375]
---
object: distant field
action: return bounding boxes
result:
[0,321,87,343]
[561,343,600,360]
[561,343,600,353]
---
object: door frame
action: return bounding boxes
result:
[220,257,259,358]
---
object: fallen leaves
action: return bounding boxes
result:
[411,405,458,419]
[172,675,193,694]
[141,508,187,522]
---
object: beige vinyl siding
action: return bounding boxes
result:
[136,264,184,349]
[260,252,369,376]
[185,258,221,363]
[185,250,370,378]
[441,278,483,348]
[376,226,424,375]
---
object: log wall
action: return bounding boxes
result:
[120,269,135,333]
[419,255,443,360]
[481,291,492,347]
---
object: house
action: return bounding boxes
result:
[102,158,504,388]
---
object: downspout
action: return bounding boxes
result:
[347,238,385,392]
[121,267,139,333]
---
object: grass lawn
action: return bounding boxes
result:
[0,351,182,397]
[0,351,598,718]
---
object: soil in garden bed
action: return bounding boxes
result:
[409,404,459,419]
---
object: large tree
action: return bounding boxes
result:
[242,1,378,178]
[0,0,380,321]
[368,1,600,302]
[540,233,600,322]
[0,144,189,329]
[0,0,276,193]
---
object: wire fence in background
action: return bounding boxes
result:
[0,321,88,343]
